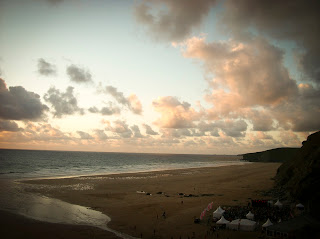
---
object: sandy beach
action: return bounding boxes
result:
[16,162,281,239]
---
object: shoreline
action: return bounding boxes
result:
[19,162,281,239]
[17,161,250,182]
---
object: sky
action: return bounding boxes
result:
[0,0,319,154]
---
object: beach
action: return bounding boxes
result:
[16,162,280,239]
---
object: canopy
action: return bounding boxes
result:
[213,206,225,219]
[227,219,256,231]
[246,211,254,220]
[274,200,283,207]
[262,218,273,228]
[296,203,304,208]
[216,216,230,225]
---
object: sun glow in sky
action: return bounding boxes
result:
[0,0,319,154]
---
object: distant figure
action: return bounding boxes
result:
[162,211,166,218]
[181,200,184,204]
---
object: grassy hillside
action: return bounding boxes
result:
[241,147,299,163]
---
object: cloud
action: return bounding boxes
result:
[37,58,56,76]
[178,36,320,132]
[182,37,298,112]
[220,0,320,84]
[88,104,121,116]
[0,120,21,132]
[130,125,144,138]
[133,0,217,41]
[44,0,64,5]
[66,64,92,83]
[8,122,73,143]
[152,96,201,128]
[43,86,84,117]
[77,131,94,140]
[104,86,142,114]
[94,129,108,140]
[0,78,48,120]
[106,120,133,138]
[143,124,159,135]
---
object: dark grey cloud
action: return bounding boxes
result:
[104,86,142,114]
[0,78,48,120]
[66,64,92,83]
[272,85,320,132]
[221,0,320,84]
[43,86,84,118]
[133,0,217,41]
[131,125,144,138]
[77,131,93,140]
[88,104,121,116]
[0,120,22,132]
[37,58,56,76]
[106,120,133,138]
[143,124,159,135]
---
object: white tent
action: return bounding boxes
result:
[213,206,225,219]
[216,216,230,225]
[227,219,241,230]
[246,211,254,220]
[262,218,273,228]
[274,200,283,208]
[296,203,304,209]
[227,219,256,231]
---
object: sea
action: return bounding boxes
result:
[0,149,246,238]
[0,148,245,179]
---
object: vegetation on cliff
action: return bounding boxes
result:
[276,131,320,218]
[241,148,299,163]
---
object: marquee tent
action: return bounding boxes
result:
[262,218,273,228]
[216,216,230,225]
[246,211,254,220]
[227,219,257,231]
[213,206,225,219]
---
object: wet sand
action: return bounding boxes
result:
[0,210,120,239]
[20,162,280,239]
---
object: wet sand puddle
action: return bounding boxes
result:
[0,179,137,239]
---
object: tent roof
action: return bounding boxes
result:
[246,211,254,217]
[296,203,304,208]
[262,218,273,227]
[275,200,282,206]
[213,206,225,214]
[216,216,230,224]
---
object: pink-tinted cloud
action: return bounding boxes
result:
[104,86,143,115]
[152,96,201,128]
[182,37,297,110]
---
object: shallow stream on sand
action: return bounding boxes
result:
[0,179,136,239]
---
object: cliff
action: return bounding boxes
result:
[241,147,299,163]
[276,131,320,217]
